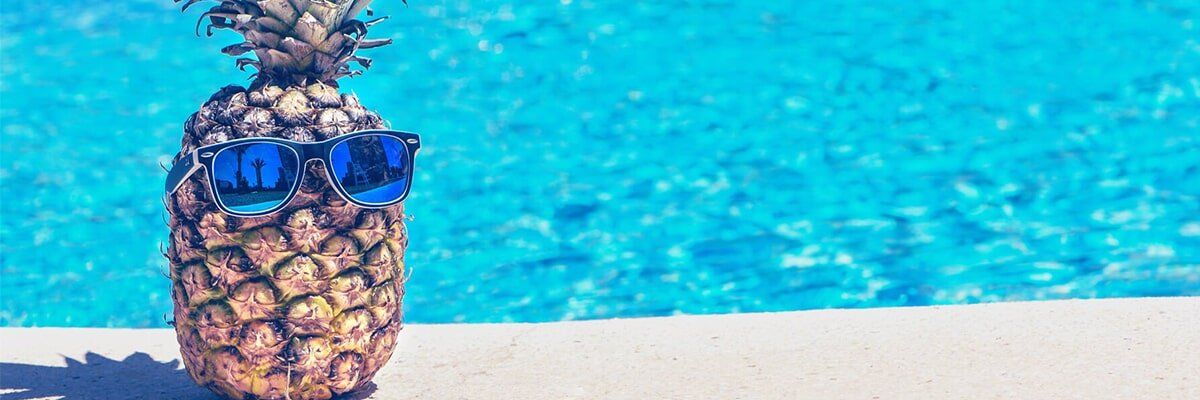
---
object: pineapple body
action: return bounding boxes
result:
[167,82,407,400]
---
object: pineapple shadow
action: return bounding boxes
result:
[0,352,213,400]
[0,352,378,400]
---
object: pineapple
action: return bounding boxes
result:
[165,1,409,399]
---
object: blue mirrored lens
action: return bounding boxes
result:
[330,135,411,205]
[212,143,300,214]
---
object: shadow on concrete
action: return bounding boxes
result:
[342,382,379,400]
[0,352,214,400]
[0,352,378,399]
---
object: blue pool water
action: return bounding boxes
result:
[1,1,1198,327]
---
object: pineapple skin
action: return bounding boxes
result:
[166,81,407,400]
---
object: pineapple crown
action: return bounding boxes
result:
[179,0,405,85]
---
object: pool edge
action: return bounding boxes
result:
[2,297,1198,399]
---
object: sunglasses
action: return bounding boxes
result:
[165,130,421,217]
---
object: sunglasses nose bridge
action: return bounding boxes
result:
[296,155,338,189]
[299,142,325,161]
[286,157,340,199]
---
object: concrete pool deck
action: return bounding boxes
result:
[1,297,1197,399]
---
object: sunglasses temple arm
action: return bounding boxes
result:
[164,152,200,195]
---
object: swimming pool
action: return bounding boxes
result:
[2,1,1198,327]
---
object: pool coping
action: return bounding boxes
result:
[2,297,1197,399]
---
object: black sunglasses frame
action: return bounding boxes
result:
[165,129,421,217]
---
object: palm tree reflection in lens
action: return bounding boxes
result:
[212,143,298,213]
[250,158,266,189]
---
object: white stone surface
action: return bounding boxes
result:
[1,297,1197,399]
